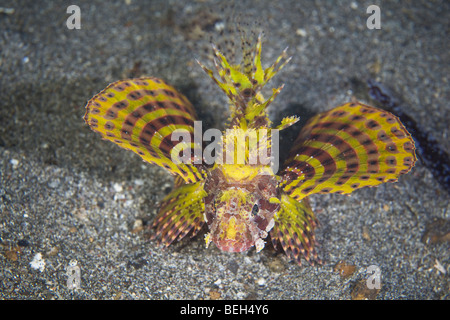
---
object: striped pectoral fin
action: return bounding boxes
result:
[151,181,207,246]
[270,194,320,265]
[280,102,417,201]
[84,77,205,184]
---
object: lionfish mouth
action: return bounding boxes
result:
[210,214,255,253]
[213,237,253,253]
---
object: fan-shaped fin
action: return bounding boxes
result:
[151,181,207,246]
[280,102,416,201]
[84,77,205,184]
[271,194,320,265]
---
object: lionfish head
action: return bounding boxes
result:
[204,168,281,253]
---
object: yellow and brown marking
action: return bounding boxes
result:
[84,31,416,266]
[84,77,205,184]
[281,102,416,201]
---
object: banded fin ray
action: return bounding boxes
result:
[271,194,320,265]
[197,34,290,129]
[280,102,417,201]
[84,77,205,184]
[151,181,207,246]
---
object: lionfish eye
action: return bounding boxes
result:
[251,203,259,216]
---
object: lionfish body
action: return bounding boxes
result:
[84,33,416,265]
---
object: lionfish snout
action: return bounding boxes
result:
[212,210,254,253]
[204,188,280,253]
[203,168,281,253]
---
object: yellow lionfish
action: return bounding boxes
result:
[84,32,416,265]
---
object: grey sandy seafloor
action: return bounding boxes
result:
[0,0,448,299]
